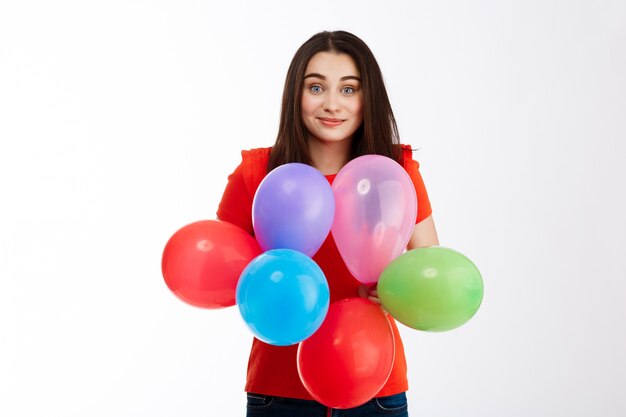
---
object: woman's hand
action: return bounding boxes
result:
[359,284,389,314]
[358,284,380,305]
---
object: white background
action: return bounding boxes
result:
[1,1,625,416]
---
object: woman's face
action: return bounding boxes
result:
[301,52,363,145]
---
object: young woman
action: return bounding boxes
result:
[217,30,438,417]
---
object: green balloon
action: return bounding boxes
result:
[378,247,483,332]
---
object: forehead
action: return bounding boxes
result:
[305,52,360,78]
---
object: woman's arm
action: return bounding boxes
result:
[406,214,439,249]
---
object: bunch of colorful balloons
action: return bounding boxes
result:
[161,155,484,409]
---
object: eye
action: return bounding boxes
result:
[309,85,323,94]
[342,86,355,94]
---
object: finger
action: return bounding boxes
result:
[368,296,381,304]
[358,284,369,299]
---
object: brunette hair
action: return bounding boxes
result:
[268,30,401,171]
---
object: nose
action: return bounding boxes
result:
[323,91,340,112]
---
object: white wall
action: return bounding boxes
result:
[1,1,625,416]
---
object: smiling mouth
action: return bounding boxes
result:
[318,117,345,127]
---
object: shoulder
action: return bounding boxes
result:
[241,147,272,161]
[397,143,421,169]
[239,147,272,197]
[239,147,272,174]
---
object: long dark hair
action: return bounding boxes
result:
[268,30,401,171]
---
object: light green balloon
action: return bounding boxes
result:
[378,247,483,332]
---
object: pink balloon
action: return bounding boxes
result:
[331,155,417,284]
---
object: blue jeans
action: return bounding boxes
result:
[246,392,408,416]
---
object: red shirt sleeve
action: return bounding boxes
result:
[401,145,433,224]
[216,157,255,236]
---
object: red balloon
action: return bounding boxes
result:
[297,298,395,409]
[162,220,261,308]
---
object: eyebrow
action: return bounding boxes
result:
[303,73,361,82]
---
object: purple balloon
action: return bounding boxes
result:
[253,163,335,257]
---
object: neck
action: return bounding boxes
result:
[307,137,352,175]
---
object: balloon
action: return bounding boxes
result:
[253,163,335,257]
[236,249,330,346]
[297,298,395,409]
[331,155,417,284]
[162,220,262,309]
[378,247,484,332]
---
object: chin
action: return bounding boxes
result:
[315,135,351,144]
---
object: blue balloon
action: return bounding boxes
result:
[236,249,330,346]
[252,163,335,257]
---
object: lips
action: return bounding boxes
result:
[318,117,345,127]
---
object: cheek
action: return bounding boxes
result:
[301,94,319,116]
[350,92,364,112]
[351,98,364,121]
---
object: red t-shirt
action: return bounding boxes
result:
[217,145,433,400]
